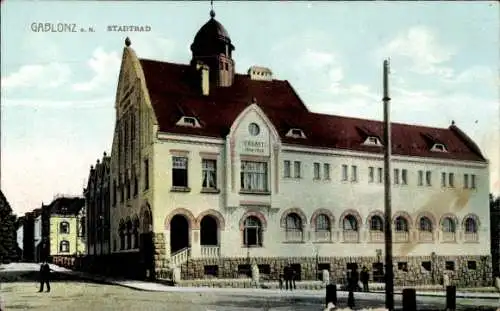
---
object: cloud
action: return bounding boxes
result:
[130,34,177,61]
[377,26,456,78]
[72,47,121,92]
[1,97,114,109]
[1,62,71,90]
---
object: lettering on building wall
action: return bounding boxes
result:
[242,140,265,153]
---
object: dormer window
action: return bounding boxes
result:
[286,128,306,139]
[176,116,201,128]
[363,136,383,147]
[431,143,447,152]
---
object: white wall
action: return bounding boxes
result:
[156,104,490,259]
[16,226,23,251]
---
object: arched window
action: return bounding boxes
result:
[342,214,359,243]
[119,223,125,250]
[441,217,455,232]
[243,216,262,247]
[133,218,140,249]
[314,214,331,242]
[285,213,303,242]
[315,214,330,231]
[59,240,70,253]
[464,218,477,233]
[343,215,358,231]
[60,221,70,234]
[418,216,434,242]
[394,217,408,232]
[419,217,433,232]
[126,220,132,249]
[370,216,384,231]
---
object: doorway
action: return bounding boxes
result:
[170,214,189,253]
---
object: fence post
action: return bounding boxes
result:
[402,288,417,311]
[446,285,456,311]
[325,283,337,307]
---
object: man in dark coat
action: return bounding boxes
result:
[349,267,359,292]
[38,261,51,292]
[360,266,370,292]
[283,264,293,291]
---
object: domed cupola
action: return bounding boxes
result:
[190,5,235,88]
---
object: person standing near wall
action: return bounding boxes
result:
[38,261,52,293]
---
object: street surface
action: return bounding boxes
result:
[0,264,498,311]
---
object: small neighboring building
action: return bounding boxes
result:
[46,196,86,257]
[16,217,24,260]
[491,195,500,276]
[33,208,43,262]
[22,212,35,262]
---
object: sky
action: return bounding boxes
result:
[1,1,499,216]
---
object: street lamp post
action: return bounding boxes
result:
[382,59,394,311]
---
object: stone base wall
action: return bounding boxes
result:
[152,232,169,279]
[178,255,493,287]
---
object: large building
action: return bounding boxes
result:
[107,9,492,286]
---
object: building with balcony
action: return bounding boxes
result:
[107,8,492,286]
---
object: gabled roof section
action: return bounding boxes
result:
[49,197,85,216]
[138,58,486,162]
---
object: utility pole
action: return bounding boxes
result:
[383,59,394,311]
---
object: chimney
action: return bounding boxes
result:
[196,62,210,96]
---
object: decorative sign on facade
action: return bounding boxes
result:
[242,140,266,153]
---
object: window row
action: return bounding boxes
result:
[117,217,140,250]
[284,161,477,189]
[241,211,480,247]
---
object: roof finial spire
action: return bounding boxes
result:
[210,0,215,18]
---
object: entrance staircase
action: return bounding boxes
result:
[170,247,191,268]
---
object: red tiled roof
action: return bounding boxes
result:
[139,59,486,162]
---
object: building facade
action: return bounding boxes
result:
[16,217,24,260]
[84,153,111,257]
[107,9,492,286]
[34,212,43,262]
[46,197,86,257]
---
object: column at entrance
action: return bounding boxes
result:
[191,229,201,257]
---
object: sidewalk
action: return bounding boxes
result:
[57,267,500,300]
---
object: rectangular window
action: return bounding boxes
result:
[368,167,374,183]
[342,165,348,181]
[202,159,217,189]
[401,169,408,185]
[441,172,446,187]
[294,161,301,178]
[467,261,477,270]
[421,261,432,272]
[144,159,149,190]
[313,162,320,180]
[378,167,383,183]
[351,165,357,182]
[397,262,408,272]
[241,161,268,192]
[464,174,469,189]
[426,171,432,186]
[113,180,117,206]
[172,156,188,188]
[448,173,455,187]
[471,174,476,189]
[323,163,330,180]
[394,168,400,185]
[283,160,291,178]
[418,170,424,186]
[445,261,455,271]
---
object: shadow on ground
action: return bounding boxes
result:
[213,295,498,311]
[0,270,111,285]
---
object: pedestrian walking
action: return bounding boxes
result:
[284,264,293,291]
[360,266,370,292]
[38,261,52,293]
[291,268,297,290]
[278,272,284,290]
